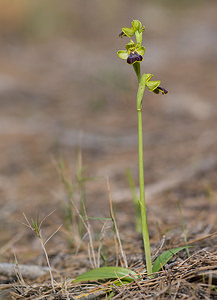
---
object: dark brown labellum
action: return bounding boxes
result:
[158,87,168,94]
[127,51,143,64]
[153,86,168,94]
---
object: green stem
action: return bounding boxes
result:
[137,109,152,275]
[134,62,152,275]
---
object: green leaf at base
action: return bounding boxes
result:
[73,266,138,283]
[152,246,189,273]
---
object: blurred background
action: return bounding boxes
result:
[0,0,217,260]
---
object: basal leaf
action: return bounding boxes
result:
[152,247,188,273]
[73,266,137,283]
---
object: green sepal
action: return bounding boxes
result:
[143,73,160,92]
[126,40,136,51]
[146,80,161,92]
[117,50,128,60]
[136,46,145,56]
[122,27,135,38]
[139,26,145,33]
[131,20,142,31]
[144,73,154,82]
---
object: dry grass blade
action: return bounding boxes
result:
[71,200,97,268]
[107,177,128,268]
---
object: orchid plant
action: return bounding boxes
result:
[117,20,168,275]
[73,21,188,286]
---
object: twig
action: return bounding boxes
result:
[44,224,63,246]
[152,235,166,262]
[13,252,25,285]
[39,230,54,288]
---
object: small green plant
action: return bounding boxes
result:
[23,211,62,289]
[117,20,168,275]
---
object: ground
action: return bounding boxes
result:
[0,1,217,299]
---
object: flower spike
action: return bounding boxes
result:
[117,20,168,95]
